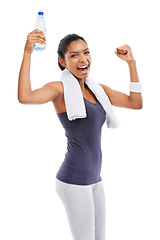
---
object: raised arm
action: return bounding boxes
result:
[18,29,60,104]
[99,45,143,109]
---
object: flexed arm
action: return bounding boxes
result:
[18,30,60,104]
[99,45,143,109]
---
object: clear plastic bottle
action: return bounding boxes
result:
[34,10,46,51]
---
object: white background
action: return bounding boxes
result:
[1,0,160,239]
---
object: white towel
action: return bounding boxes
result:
[60,68,120,128]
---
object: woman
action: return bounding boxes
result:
[18,29,143,240]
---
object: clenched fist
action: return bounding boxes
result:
[114,45,135,63]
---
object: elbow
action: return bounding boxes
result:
[18,96,29,104]
[18,90,31,104]
[130,97,143,110]
[132,102,143,110]
[18,98,25,104]
[138,99,143,109]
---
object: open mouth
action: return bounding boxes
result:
[77,64,89,73]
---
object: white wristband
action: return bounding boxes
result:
[129,82,142,93]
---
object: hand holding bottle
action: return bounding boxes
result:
[24,29,46,54]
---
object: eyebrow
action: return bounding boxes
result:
[69,48,89,55]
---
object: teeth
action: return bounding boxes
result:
[78,64,88,69]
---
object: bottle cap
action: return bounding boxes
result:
[38,10,44,15]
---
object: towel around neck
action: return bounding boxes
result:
[59,68,120,128]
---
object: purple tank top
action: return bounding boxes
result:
[56,97,106,185]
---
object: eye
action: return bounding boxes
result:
[71,54,78,58]
[85,51,90,55]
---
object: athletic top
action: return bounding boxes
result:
[56,96,106,185]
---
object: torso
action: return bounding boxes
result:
[52,81,98,114]
[55,85,106,185]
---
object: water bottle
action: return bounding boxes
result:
[34,10,46,51]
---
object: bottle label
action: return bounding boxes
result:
[34,13,46,51]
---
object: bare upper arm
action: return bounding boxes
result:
[99,83,137,109]
[20,81,63,104]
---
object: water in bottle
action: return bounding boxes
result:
[34,10,46,51]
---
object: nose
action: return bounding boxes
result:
[80,57,87,64]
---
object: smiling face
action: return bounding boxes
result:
[59,39,91,80]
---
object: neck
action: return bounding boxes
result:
[77,78,85,91]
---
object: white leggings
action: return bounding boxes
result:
[55,178,106,240]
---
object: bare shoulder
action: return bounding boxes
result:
[98,83,113,94]
[98,83,117,104]
[48,81,63,92]
[48,81,64,101]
